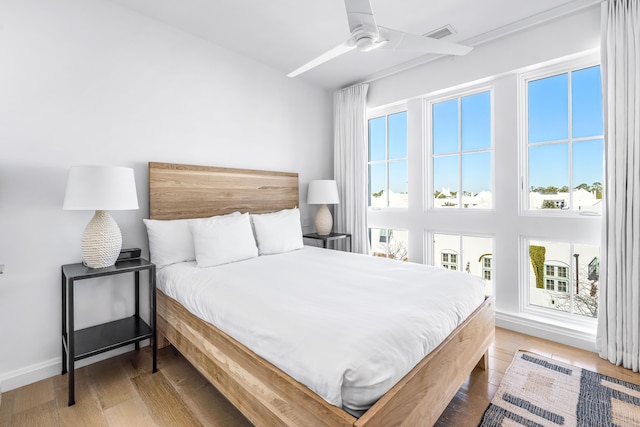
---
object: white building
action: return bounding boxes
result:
[529,189,601,212]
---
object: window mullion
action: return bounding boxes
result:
[568,71,574,210]
[457,97,463,209]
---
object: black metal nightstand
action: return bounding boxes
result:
[61,258,157,406]
[303,232,352,252]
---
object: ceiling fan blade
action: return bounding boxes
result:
[379,27,473,56]
[344,0,378,35]
[287,40,355,78]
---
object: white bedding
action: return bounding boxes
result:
[157,246,486,414]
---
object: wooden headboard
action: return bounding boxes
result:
[148,162,299,220]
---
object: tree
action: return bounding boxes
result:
[529,245,546,289]
[551,265,598,318]
[542,200,558,209]
[576,183,589,191]
[592,182,602,199]
[372,190,384,198]
[387,238,408,262]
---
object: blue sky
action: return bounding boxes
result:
[433,92,491,193]
[528,66,603,189]
[369,65,604,197]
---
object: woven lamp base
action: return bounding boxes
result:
[81,210,122,268]
[314,204,333,235]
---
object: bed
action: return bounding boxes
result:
[148,161,495,426]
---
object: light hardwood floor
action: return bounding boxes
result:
[2,327,639,427]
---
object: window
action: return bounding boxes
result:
[430,90,492,209]
[441,251,459,270]
[524,64,603,212]
[528,240,599,318]
[368,111,408,208]
[481,256,492,281]
[544,262,569,294]
[433,234,493,284]
[557,266,568,278]
[369,228,408,261]
[557,281,568,293]
[546,279,555,291]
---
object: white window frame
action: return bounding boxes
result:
[519,236,597,329]
[367,105,409,211]
[425,84,495,211]
[518,54,603,216]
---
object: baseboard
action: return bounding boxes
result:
[496,310,597,352]
[0,341,149,393]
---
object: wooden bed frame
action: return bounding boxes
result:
[149,161,495,426]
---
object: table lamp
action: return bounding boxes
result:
[63,166,139,268]
[307,180,340,235]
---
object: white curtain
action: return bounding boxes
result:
[334,83,370,254]
[597,0,640,371]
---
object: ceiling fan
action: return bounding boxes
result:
[287,0,473,78]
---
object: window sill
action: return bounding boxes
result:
[496,309,597,352]
[519,209,602,218]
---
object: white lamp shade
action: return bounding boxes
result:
[63,166,139,211]
[307,180,340,205]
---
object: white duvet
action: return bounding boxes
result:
[157,246,486,414]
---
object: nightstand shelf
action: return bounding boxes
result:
[70,316,153,360]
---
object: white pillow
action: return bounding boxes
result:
[191,213,258,267]
[143,212,240,268]
[250,208,303,255]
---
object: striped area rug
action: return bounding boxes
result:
[479,351,640,426]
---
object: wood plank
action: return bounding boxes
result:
[0,388,15,426]
[149,162,298,220]
[132,371,202,427]
[85,357,137,410]
[103,397,156,427]
[476,351,489,371]
[58,399,107,427]
[10,401,58,427]
[10,378,55,414]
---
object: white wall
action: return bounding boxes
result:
[0,0,333,390]
[367,5,602,350]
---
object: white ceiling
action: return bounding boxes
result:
[107,0,600,89]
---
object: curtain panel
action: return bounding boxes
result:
[334,84,370,254]
[597,0,640,371]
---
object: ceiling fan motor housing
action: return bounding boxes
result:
[355,35,377,51]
